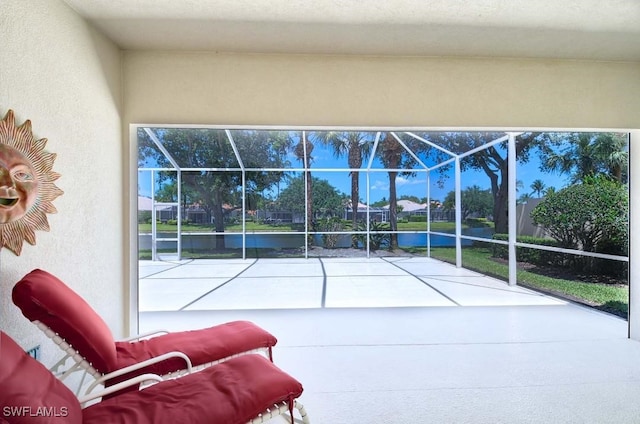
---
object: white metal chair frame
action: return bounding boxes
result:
[248,400,310,424]
[35,320,272,396]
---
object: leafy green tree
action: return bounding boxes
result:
[138,129,291,248]
[314,131,373,247]
[463,185,493,218]
[421,132,546,234]
[154,181,177,202]
[530,176,628,268]
[370,198,388,208]
[443,185,493,219]
[398,195,423,203]
[154,181,201,207]
[442,191,454,212]
[277,176,345,220]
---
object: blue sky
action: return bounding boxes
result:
[292,143,569,203]
[139,141,568,204]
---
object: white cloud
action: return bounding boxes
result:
[371,175,427,191]
[397,176,426,186]
[396,176,409,185]
[370,180,388,191]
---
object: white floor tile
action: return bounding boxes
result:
[394,260,486,277]
[174,258,255,265]
[144,263,252,279]
[322,261,409,276]
[138,261,183,278]
[139,277,228,311]
[422,276,566,306]
[324,275,457,308]
[183,276,324,310]
[239,262,323,278]
[138,258,607,318]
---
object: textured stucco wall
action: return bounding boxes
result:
[123,51,640,129]
[0,0,124,363]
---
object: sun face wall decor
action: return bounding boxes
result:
[0,110,63,255]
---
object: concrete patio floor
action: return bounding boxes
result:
[137,257,640,423]
[138,257,566,312]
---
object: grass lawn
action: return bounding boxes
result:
[426,246,628,319]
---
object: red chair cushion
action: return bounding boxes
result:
[115,321,277,376]
[83,354,303,424]
[12,269,118,374]
[12,269,279,390]
[0,332,82,424]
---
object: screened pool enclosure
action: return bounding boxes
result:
[137,128,629,288]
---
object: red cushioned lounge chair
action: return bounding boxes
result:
[12,269,278,396]
[0,331,310,424]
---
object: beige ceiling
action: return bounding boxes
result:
[63,0,640,61]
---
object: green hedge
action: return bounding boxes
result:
[492,234,566,266]
[493,233,627,277]
[408,215,427,222]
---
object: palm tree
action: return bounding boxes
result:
[592,133,628,182]
[541,133,628,184]
[294,132,314,246]
[379,133,405,250]
[517,193,533,205]
[314,131,372,247]
[530,179,546,198]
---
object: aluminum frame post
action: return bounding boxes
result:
[508,133,517,286]
[455,157,462,267]
[629,130,639,340]
[427,171,431,257]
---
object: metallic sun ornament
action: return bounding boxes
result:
[0,110,63,255]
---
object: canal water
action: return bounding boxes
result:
[140,228,493,251]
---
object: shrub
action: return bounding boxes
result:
[530,177,628,273]
[531,178,627,252]
[408,215,427,222]
[492,234,565,266]
[354,220,391,251]
[138,210,152,224]
[316,217,345,249]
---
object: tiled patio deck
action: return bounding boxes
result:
[139,256,565,312]
[137,257,640,423]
